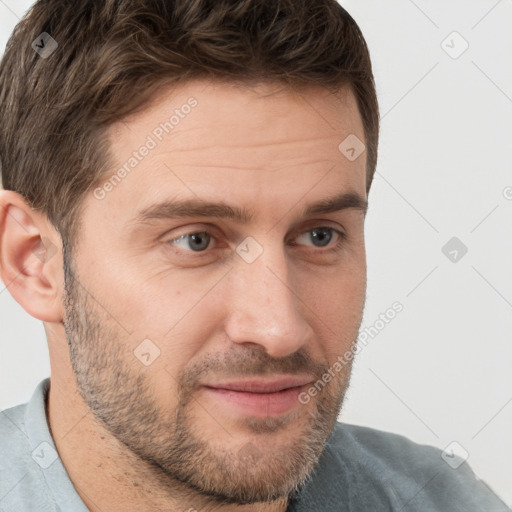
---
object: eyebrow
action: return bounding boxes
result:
[132,191,368,226]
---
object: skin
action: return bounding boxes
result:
[0,79,368,511]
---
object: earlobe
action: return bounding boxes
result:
[0,190,64,323]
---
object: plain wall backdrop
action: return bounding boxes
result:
[1,0,511,507]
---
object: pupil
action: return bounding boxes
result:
[311,228,332,247]
[189,232,210,251]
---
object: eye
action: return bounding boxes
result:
[167,226,345,254]
[293,227,345,249]
[169,231,213,252]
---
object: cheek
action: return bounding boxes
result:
[91,251,219,338]
[295,264,366,356]
[135,272,227,364]
[295,255,366,309]
[120,289,222,409]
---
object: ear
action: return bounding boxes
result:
[0,190,64,322]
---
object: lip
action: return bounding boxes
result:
[202,375,315,393]
[200,375,314,417]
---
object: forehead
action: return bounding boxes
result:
[110,78,363,152]
[93,79,366,226]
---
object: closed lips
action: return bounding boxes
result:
[202,377,314,393]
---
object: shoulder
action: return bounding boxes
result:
[327,421,447,470]
[321,421,510,511]
[0,382,59,512]
[0,401,34,482]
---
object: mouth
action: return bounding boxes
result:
[200,376,314,417]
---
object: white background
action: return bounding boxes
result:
[1,0,511,507]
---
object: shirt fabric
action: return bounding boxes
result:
[0,378,509,512]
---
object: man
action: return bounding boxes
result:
[0,1,508,511]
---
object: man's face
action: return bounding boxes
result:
[62,79,368,505]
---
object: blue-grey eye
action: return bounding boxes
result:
[296,227,337,248]
[171,232,212,252]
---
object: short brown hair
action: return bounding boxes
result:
[0,0,379,249]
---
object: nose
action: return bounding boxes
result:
[223,241,314,359]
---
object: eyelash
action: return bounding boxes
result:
[166,226,346,256]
